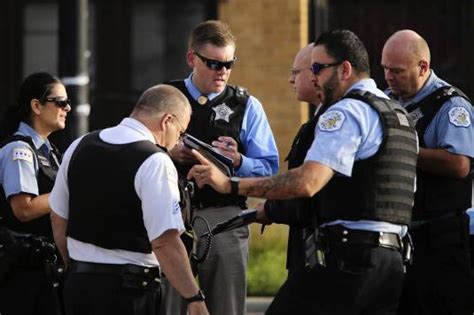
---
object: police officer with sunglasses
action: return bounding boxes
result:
[0,72,71,315]
[163,20,279,315]
[189,29,418,315]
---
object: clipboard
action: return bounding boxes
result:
[183,133,234,177]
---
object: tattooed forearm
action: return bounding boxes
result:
[242,169,308,199]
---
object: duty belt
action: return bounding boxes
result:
[68,259,161,291]
[321,225,402,250]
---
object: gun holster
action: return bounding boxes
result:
[304,228,327,269]
[401,232,414,267]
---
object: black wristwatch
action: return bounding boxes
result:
[185,289,206,304]
[230,176,240,196]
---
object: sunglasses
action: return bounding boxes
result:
[194,52,237,71]
[310,61,343,75]
[43,97,71,108]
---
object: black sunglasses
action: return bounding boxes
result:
[43,97,71,108]
[194,52,237,71]
[311,61,343,75]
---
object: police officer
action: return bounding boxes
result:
[189,29,418,314]
[0,72,70,315]
[49,85,209,315]
[381,29,474,315]
[261,43,326,313]
[165,20,279,315]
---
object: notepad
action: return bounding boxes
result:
[183,133,234,177]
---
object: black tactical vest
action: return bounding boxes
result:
[166,80,249,209]
[67,131,165,253]
[401,86,472,219]
[316,90,418,225]
[0,135,60,237]
[283,105,327,271]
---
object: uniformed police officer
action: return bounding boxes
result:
[381,29,474,315]
[189,29,418,314]
[164,20,279,315]
[261,43,326,313]
[0,72,70,315]
[49,85,209,315]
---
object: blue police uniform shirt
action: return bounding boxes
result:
[0,122,53,199]
[304,78,408,235]
[184,75,279,177]
[394,70,474,158]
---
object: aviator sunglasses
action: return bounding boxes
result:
[310,61,344,75]
[193,52,237,71]
[43,97,72,108]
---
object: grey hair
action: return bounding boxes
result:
[132,84,191,117]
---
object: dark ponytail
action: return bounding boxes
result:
[1,72,61,140]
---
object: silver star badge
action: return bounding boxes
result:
[212,103,234,122]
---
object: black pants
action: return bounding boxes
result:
[0,267,62,315]
[266,244,404,315]
[398,214,474,315]
[63,268,162,315]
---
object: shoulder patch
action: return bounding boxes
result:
[448,106,471,127]
[13,148,34,163]
[318,110,346,132]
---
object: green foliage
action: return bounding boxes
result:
[247,223,288,296]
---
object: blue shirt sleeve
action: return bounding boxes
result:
[304,99,383,176]
[424,96,474,158]
[0,141,39,198]
[236,95,279,177]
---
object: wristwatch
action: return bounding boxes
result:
[230,176,240,196]
[185,289,206,304]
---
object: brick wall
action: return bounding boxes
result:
[219,0,310,170]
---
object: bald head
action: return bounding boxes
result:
[381,30,432,101]
[383,30,430,64]
[132,84,191,118]
[290,43,321,105]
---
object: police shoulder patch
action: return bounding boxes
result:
[13,148,33,163]
[448,106,471,127]
[318,110,346,131]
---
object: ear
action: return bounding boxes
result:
[160,113,173,132]
[30,98,42,116]
[186,50,196,68]
[339,60,353,81]
[418,60,430,77]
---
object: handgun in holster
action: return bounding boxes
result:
[304,228,326,269]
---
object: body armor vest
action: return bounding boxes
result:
[67,131,164,253]
[401,86,472,220]
[316,90,418,225]
[0,135,60,237]
[166,80,249,208]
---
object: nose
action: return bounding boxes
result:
[64,104,72,112]
[289,74,295,84]
[384,69,393,82]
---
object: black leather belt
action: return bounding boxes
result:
[68,259,160,278]
[321,225,401,250]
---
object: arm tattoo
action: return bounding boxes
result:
[244,171,304,199]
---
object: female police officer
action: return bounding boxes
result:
[0,72,70,315]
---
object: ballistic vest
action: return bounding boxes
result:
[316,90,418,225]
[0,135,60,237]
[283,105,327,271]
[67,131,164,253]
[166,80,249,209]
[400,86,472,220]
